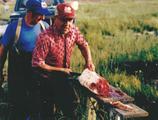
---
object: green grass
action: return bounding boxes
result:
[72,1,158,69]
[71,0,158,100]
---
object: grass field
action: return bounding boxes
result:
[73,0,158,66]
[70,0,158,101]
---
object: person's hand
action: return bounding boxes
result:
[61,68,72,75]
[85,61,95,71]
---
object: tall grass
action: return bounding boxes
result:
[71,0,158,99]
[72,0,158,68]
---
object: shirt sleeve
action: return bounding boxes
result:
[32,33,50,67]
[75,26,88,49]
[0,22,16,47]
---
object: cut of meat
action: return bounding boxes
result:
[94,78,110,97]
[78,69,134,111]
[110,101,133,111]
[78,69,110,97]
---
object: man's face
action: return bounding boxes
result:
[56,16,74,34]
[30,12,45,25]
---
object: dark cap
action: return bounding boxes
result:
[26,0,51,15]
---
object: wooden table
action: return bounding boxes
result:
[69,74,149,120]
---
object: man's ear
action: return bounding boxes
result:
[27,11,33,18]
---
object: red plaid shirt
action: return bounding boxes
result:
[32,25,88,68]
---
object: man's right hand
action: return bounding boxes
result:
[61,68,72,75]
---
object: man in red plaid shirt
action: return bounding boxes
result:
[32,2,95,119]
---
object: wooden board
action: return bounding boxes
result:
[92,85,134,103]
[69,78,134,103]
[69,72,134,103]
[111,103,149,118]
[110,85,134,102]
[69,75,148,119]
